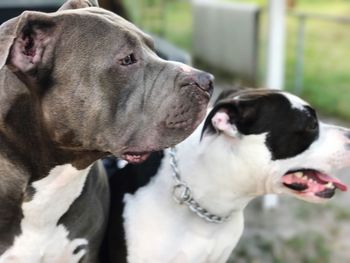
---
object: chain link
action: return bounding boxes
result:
[169,147,232,224]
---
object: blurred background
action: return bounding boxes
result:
[1,0,350,262]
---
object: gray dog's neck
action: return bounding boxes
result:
[0,68,102,181]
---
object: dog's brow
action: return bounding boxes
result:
[142,35,155,50]
[122,33,138,47]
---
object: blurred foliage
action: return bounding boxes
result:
[230,232,331,263]
[225,194,350,263]
[124,0,192,50]
[124,0,350,120]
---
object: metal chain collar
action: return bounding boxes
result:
[169,147,232,224]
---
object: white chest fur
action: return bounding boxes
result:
[0,164,90,263]
[122,165,245,263]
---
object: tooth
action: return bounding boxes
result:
[302,176,308,180]
[325,182,335,189]
[295,172,303,178]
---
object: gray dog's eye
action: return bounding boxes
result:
[120,54,137,66]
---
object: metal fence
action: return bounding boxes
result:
[289,11,350,95]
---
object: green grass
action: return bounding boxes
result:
[285,234,331,263]
[125,0,350,120]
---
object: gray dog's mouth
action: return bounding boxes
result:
[183,82,214,99]
[121,151,152,164]
[118,80,213,165]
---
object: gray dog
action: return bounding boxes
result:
[0,0,213,262]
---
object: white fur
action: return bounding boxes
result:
[122,125,264,263]
[0,164,90,263]
[122,105,350,262]
[283,92,309,110]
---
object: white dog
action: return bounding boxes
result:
[102,89,350,263]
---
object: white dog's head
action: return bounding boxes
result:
[200,89,349,203]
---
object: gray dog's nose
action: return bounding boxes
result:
[195,72,214,93]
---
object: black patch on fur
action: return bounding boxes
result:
[99,151,164,263]
[202,89,319,160]
[58,163,110,261]
[0,195,23,254]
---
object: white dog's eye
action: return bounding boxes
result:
[120,54,137,66]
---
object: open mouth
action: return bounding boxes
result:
[121,151,151,164]
[282,169,348,199]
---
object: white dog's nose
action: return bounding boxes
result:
[345,130,350,140]
[343,130,350,150]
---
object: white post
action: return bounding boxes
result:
[265,0,286,90]
[264,0,286,209]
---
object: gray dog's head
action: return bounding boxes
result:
[0,0,213,166]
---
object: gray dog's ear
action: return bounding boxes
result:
[0,17,21,69]
[1,11,57,78]
[59,0,99,10]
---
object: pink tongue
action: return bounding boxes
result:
[316,173,348,192]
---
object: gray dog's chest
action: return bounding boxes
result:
[0,164,90,262]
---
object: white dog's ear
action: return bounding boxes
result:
[201,103,239,139]
[59,0,99,11]
[201,98,256,139]
[211,109,238,137]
